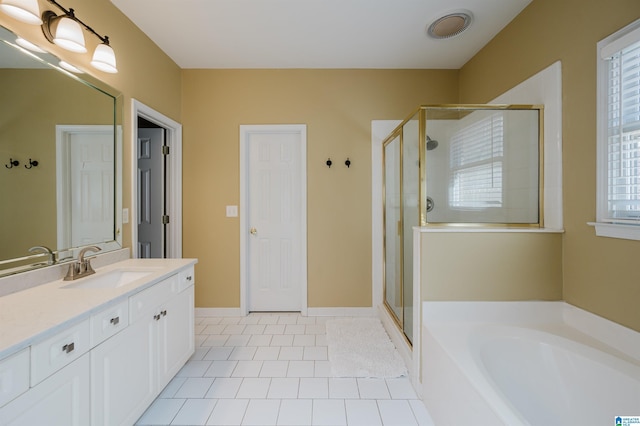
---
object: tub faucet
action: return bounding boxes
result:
[28,245,55,266]
[64,246,101,281]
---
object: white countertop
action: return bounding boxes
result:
[0,258,197,360]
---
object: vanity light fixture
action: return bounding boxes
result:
[41,0,117,72]
[3,0,118,73]
[0,0,42,25]
[42,9,86,53]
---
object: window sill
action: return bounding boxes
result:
[588,222,640,241]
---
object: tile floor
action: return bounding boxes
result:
[136,313,435,426]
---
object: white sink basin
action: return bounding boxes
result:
[62,269,156,289]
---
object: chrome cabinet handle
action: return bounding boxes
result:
[154,314,161,321]
[250,227,257,235]
[110,316,120,326]
[186,275,192,281]
[62,342,75,353]
[161,310,167,317]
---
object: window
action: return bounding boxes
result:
[449,113,504,209]
[595,19,640,240]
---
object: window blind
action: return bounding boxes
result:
[449,113,504,208]
[607,39,640,220]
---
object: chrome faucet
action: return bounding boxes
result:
[28,245,55,265]
[64,246,101,281]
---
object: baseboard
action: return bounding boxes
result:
[196,307,376,317]
[195,307,243,317]
[306,307,376,317]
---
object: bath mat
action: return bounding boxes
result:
[325,317,408,378]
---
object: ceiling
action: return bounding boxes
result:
[110,0,532,69]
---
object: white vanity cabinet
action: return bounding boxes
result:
[91,266,195,426]
[0,260,196,426]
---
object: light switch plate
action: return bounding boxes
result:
[122,208,129,224]
[226,205,238,217]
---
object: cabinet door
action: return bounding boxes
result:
[91,317,156,426]
[0,354,90,426]
[0,348,29,408]
[157,285,194,389]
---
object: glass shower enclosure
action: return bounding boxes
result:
[382,105,543,344]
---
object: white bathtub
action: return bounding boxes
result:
[421,302,640,426]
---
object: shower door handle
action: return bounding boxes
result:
[250,227,257,235]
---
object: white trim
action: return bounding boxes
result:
[595,19,640,240]
[596,34,610,224]
[411,226,421,393]
[131,100,183,258]
[195,308,244,317]
[600,23,640,59]
[239,124,308,316]
[307,307,376,317]
[588,222,640,241]
[492,61,563,230]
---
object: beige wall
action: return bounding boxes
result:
[0,0,182,253]
[181,69,459,308]
[459,0,640,331]
[421,232,563,301]
[4,0,638,332]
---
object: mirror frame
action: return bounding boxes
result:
[0,25,123,277]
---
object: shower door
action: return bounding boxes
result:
[383,132,403,326]
[383,117,419,345]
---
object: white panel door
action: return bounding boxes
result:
[137,128,166,258]
[248,130,303,311]
[70,132,114,247]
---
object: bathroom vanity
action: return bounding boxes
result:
[0,258,197,426]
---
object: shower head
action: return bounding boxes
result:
[426,136,439,151]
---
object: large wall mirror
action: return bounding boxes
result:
[0,25,122,277]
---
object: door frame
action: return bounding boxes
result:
[239,124,308,316]
[56,124,122,253]
[131,99,183,258]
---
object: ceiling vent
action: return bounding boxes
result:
[427,11,473,40]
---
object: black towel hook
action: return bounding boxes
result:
[5,158,19,169]
[25,159,39,169]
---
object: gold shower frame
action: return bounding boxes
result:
[381,104,544,343]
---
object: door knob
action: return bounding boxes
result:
[250,227,257,235]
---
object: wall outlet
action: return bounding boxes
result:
[226,205,238,217]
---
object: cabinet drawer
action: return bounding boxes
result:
[90,300,129,347]
[178,266,195,292]
[30,319,90,386]
[129,275,178,323]
[0,348,29,408]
